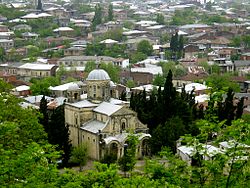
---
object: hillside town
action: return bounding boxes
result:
[1,0,250,187]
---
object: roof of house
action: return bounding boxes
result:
[49,82,82,91]
[18,63,56,70]
[53,27,74,32]
[13,85,30,92]
[234,60,250,67]
[131,66,163,75]
[100,39,119,44]
[58,56,116,62]
[24,95,53,104]
[93,102,122,116]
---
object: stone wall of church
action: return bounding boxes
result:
[65,104,94,146]
[87,80,110,101]
[103,113,147,135]
[81,131,100,160]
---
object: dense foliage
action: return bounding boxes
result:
[130,71,244,153]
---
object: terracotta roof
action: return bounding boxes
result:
[174,73,208,81]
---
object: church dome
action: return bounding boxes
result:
[87,69,110,81]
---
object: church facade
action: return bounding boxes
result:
[65,69,150,160]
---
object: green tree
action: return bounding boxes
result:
[153,74,165,87]
[0,47,6,62]
[92,4,102,31]
[39,96,49,133]
[126,80,135,88]
[85,61,96,73]
[130,52,147,64]
[118,134,138,176]
[151,117,185,153]
[100,63,120,83]
[70,144,88,171]
[206,73,240,92]
[0,79,12,92]
[156,13,165,25]
[49,104,72,166]
[30,76,60,96]
[108,4,114,21]
[137,40,153,56]
[37,0,43,10]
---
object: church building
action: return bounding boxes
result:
[65,68,150,160]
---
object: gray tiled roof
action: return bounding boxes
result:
[93,102,122,116]
[234,60,250,67]
[80,120,106,134]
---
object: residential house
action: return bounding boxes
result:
[234,60,250,76]
[125,36,157,51]
[13,24,32,31]
[177,144,221,166]
[184,44,203,59]
[240,52,250,61]
[179,24,212,34]
[53,27,74,37]
[0,39,14,50]
[173,73,208,88]
[17,63,58,81]
[64,47,85,56]
[213,58,234,73]
[0,25,9,32]
[113,9,128,20]
[11,85,31,97]
[146,25,166,37]
[130,63,163,85]
[45,7,70,18]
[57,56,117,67]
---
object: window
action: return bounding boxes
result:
[74,93,78,100]
[121,122,126,131]
[93,85,96,93]
[93,139,95,142]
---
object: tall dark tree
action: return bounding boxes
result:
[236,97,244,119]
[49,104,72,166]
[170,32,178,52]
[108,4,113,21]
[37,0,43,10]
[39,96,49,133]
[119,91,127,101]
[156,13,165,25]
[137,40,153,56]
[178,35,184,51]
[151,117,185,153]
[92,4,102,31]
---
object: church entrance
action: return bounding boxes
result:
[141,139,150,157]
[109,142,118,160]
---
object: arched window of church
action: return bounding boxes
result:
[102,87,105,97]
[121,122,126,131]
[74,93,78,100]
[93,85,96,94]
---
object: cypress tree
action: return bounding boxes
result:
[39,96,48,133]
[223,88,236,125]
[37,0,43,10]
[49,104,71,166]
[92,4,102,30]
[235,97,244,119]
[108,4,114,21]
